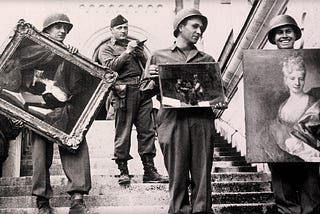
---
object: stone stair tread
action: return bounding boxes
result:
[0,194,170,208]
[0,172,271,186]
[0,205,169,214]
[0,203,277,214]
[212,191,274,204]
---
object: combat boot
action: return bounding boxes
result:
[141,156,169,183]
[116,160,130,185]
[69,193,88,214]
[36,196,52,214]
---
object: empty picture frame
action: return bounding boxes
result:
[244,49,320,162]
[158,62,226,108]
[0,19,116,151]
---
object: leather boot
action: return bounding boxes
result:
[69,193,88,214]
[36,196,52,214]
[141,155,169,183]
[116,160,130,185]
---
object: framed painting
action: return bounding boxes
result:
[244,49,320,162]
[0,19,117,151]
[158,62,226,108]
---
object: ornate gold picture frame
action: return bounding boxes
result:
[0,19,116,151]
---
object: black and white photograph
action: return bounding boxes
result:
[244,49,320,163]
[158,62,225,108]
[1,1,320,214]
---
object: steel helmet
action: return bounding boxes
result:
[173,8,208,37]
[42,13,73,32]
[267,14,301,44]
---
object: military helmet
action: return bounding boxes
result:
[173,8,208,37]
[267,14,301,44]
[42,13,73,32]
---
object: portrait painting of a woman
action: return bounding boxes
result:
[268,55,320,162]
[244,49,320,162]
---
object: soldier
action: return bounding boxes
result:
[97,14,168,185]
[266,14,320,214]
[29,13,92,214]
[143,8,226,214]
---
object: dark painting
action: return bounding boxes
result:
[158,62,225,108]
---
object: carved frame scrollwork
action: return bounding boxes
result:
[0,19,117,151]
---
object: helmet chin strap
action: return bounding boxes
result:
[299,12,306,49]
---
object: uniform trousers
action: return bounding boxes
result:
[269,162,320,214]
[32,133,91,198]
[157,108,214,214]
[113,85,156,160]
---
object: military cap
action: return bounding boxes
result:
[110,14,128,28]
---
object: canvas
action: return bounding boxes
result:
[0,19,116,151]
[244,49,320,162]
[158,62,226,108]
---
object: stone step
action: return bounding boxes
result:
[0,203,277,214]
[0,180,271,197]
[0,182,169,197]
[213,147,237,153]
[213,156,245,161]
[212,172,270,182]
[212,192,274,204]
[0,172,271,186]
[0,206,168,214]
[212,161,251,168]
[214,151,241,156]
[21,158,251,172]
[0,192,274,209]
[0,193,169,209]
[214,166,257,173]
[211,203,276,214]
[212,181,271,192]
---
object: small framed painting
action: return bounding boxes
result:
[158,62,226,108]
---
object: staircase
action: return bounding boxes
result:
[0,120,275,213]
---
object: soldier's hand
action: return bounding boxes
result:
[10,118,24,128]
[66,44,79,54]
[213,101,228,110]
[148,64,159,78]
[126,40,138,54]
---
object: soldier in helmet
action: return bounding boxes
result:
[143,8,226,214]
[29,13,91,214]
[266,14,320,214]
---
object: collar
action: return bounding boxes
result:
[110,37,129,46]
[170,42,204,61]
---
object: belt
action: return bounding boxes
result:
[115,76,140,85]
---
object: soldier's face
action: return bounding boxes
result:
[46,23,69,42]
[111,23,128,40]
[274,26,296,49]
[179,17,203,44]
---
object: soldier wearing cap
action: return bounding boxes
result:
[29,13,91,214]
[143,8,224,214]
[266,14,320,214]
[97,14,168,185]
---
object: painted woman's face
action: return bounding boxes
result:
[285,70,305,94]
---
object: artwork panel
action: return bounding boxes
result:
[158,62,226,108]
[0,19,116,151]
[244,49,320,162]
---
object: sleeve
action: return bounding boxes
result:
[97,44,131,72]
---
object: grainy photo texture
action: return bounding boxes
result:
[244,49,320,162]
